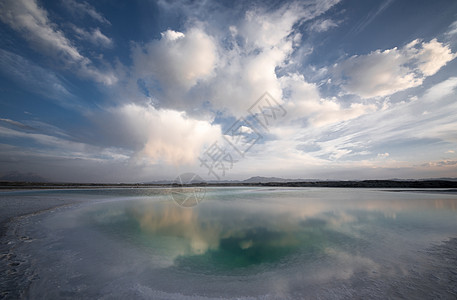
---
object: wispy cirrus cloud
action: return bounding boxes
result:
[0,0,82,61]
[62,0,111,25]
[72,26,113,48]
[446,20,457,36]
[0,0,116,84]
[298,77,457,163]
[0,118,35,131]
[0,49,79,108]
[308,19,339,32]
[349,0,395,36]
[0,121,131,166]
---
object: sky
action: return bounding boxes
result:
[0,0,457,183]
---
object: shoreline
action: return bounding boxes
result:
[385,189,457,195]
[2,179,457,190]
[0,196,83,239]
[0,197,85,299]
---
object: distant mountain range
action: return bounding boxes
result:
[237,176,317,183]
[145,176,320,184]
[144,176,457,184]
[1,174,457,186]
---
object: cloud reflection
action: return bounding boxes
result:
[86,188,457,275]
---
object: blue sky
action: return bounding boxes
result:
[0,0,457,183]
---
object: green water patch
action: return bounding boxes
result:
[172,226,351,275]
[175,228,298,269]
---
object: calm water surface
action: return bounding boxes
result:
[3,187,457,299]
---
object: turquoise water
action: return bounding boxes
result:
[3,187,457,299]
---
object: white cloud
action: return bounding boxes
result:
[415,39,456,76]
[0,0,82,61]
[241,4,303,49]
[0,118,34,130]
[0,0,116,84]
[0,142,139,183]
[3,0,457,181]
[446,20,457,36]
[300,77,457,164]
[309,19,338,32]
[421,160,457,167]
[111,104,222,165]
[208,40,289,116]
[160,29,185,41]
[334,39,456,98]
[377,152,389,158]
[280,73,376,127]
[126,1,342,116]
[132,28,217,97]
[73,26,113,48]
[0,107,219,182]
[205,2,342,116]
[239,126,254,134]
[0,108,222,180]
[422,77,457,101]
[63,0,110,25]
[0,123,100,157]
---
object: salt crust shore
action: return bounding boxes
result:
[0,191,88,299]
[0,190,86,238]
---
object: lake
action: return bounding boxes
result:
[1,187,457,299]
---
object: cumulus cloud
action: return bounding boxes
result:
[414,39,456,76]
[280,73,376,127]
[240,3,304,49]
[109,104,222,165]
[131,28,217,106]
[161,29,185,41]
[0,0,116,84]
[206,2,341,115]
[208,40,289,115]
[127,1,342,116]
[0,109,221,181]
[334,39,456,98]
[0,106,222,181]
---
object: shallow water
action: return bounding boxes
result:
[2,187,457,299]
